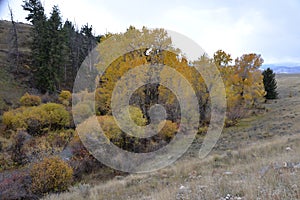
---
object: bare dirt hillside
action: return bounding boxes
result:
[43,74,300,200]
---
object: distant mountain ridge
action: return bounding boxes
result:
[261,64,300,74]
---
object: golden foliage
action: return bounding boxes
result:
[19,92,41,107]
[30,156,73,194]
[158,120,178,142]
[59,90,72,106]
[3,103,70,134]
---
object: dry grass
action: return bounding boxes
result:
[42,135,300,200]
[42,74,300,199]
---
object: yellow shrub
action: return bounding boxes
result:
[3,103,70,134]
[24,106,48,134]
[40,103,70,129]
[30,156,73,194]
[20,93,41,107]
[97,115,122,142]
[158,120,178,142]
[3,107,27,130]
[128,106,147,126]
[59,90,72,106]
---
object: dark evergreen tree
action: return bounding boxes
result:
[23,0,100,92]
[61,20,77,89]
[22,0,48,92]
[47,5,64,92]
[23,1,65,93]
[262,68,278,99]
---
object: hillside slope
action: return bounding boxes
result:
[0,20,32,113]
[43,74,300,200]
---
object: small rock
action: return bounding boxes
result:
[225,194,232,199]
[286,147,292,151]
[168,155,173,160]
[283,162,294,168]
[223,171,233,175]
[292,184,298,190]
[179,185,186,190]
[160,173,168,178]
[220,193,232,200]
[293,163,300,169]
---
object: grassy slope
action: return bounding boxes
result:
[43,74,300,200]
[0,20,32,113]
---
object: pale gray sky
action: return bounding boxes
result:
[1,0,300,65]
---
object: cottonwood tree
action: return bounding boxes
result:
[213,49,232,67]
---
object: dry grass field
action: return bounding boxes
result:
[42,74,300,200]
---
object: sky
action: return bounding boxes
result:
[0,0,300,65]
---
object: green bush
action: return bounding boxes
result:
[30,156,73,194]
[20,93,41,107]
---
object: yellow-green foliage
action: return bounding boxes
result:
[20,93,41,107]
[158,120,178,141]
[30,156,73,194]
[48,129,74,148]
[97,115,122,143]
[59,90,72,106]
[40,103,70,128]
[3,103,70,134]
[72,102,93,123]
[96,106,146,145]
[2,107,27,129]
[128,106,147,126]
[198,126,208,135]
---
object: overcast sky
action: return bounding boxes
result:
[1,0,299,65]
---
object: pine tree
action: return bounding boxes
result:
[61,20,76,89]
[47,5,64,92]
[22,0,48,92]
[262,68,278,99]
[23,1,66,93]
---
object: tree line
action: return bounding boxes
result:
[22,0,100,93]
[21,0,278,124]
